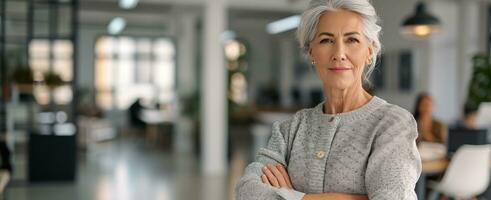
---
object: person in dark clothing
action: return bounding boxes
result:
[129,98,146,129]
[454,103,478,129]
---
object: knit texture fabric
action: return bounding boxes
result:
[235,96,422,200]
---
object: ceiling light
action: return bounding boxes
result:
[119,0,139,9]
[266,15,300,34]
[401,2,442,39]
[107,17,126,35]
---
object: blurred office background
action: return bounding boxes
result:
[0,0,491,199]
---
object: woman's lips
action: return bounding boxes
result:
[328,67,351,73]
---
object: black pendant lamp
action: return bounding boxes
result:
[401,2,441,39]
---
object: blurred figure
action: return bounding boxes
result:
[0,139,11,194]
[413,93,448,144]
[128,98,146,130]
[454,104,478,129]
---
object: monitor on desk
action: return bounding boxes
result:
[447,128,488,156]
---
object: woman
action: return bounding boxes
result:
[235,0,421,199]
[413,93,447,144]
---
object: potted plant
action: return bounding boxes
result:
[466,54,491,109]
[11,66,34,93]
[43,71,64,90]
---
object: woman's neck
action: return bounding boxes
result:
[323,84,372,114]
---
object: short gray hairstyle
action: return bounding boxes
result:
[296,0,382,84]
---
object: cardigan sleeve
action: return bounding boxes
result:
[365,109,422,200]
[235,120,292,200]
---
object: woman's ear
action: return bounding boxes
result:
[368,43,374,57]
[309,48,313,60]
[366,44,374,64]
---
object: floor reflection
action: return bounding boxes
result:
[6,135,234,200]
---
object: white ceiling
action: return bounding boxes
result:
[81,0,308,12]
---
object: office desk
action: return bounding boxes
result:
[139,109,175,145]
[416,159,450,200]
[422,159,449,173]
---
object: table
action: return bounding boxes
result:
[139,109,175,146]
[416,159,450,200]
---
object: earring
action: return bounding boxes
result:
[311,60,316,65]
[367,58,372,65]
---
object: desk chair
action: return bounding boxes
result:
[428,144,491,200]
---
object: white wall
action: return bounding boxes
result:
[229,17,278,102]
[427,1,459,122]
[371,0,485,123]
[371,0,429,111]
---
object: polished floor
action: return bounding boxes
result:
[5,135,239,200]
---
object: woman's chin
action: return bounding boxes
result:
[324,81,354,91]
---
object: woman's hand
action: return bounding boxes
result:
[261,164,293,189]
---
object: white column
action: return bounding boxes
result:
[456,1,479,110]
[201,0,228,176]
[175,11,198,154]
[177,12,198,96]
[279,37,294,107]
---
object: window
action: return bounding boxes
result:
[95,36,176,110]
[29,39,73,105]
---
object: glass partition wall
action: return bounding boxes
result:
[0,0,79,182]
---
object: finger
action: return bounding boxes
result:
[267,164,287,188]
[276,165,293,188]
[262,166,279,187]
[263,166,279,187]
[276,165,292,189]
[277,165,292,187]
[261,174,271,186]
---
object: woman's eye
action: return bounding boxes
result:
[320,38,334,44]
[347,38,359,43]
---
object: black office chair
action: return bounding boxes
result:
[447,128,488,157]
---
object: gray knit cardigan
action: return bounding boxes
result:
[236,96,422,200]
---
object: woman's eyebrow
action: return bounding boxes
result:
[317,32,361,37]
[344,32,360,36]
[317,32,334,37]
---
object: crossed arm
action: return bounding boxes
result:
[261,164,368,200]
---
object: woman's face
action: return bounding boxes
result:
[309,10,372,90]
[418,96,433,116]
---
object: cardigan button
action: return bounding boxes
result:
[316,150,326,159]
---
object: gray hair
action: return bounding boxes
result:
[296,0,382,84]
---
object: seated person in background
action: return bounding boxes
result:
[454,103,478,129]
[413,93,448,144]
[0,135,11,194]
[129,98,146,130]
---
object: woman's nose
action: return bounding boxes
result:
[332,43,347,61]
